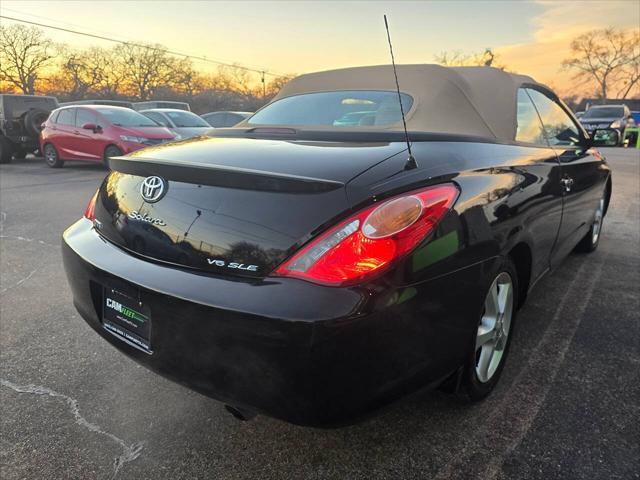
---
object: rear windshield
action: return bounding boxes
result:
[165,111,209,127]
[582,107,624,119]
[96,108,159,127]
[248,90,414,127]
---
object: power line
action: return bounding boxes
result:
[1,7,141,44]
[2,7,275,74]
[0,14,281,78]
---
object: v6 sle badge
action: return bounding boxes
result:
[207,258,258,272]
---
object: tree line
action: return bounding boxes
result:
[1,23,638,114]
[0,24,293,113]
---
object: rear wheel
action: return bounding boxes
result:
[461,257,518,400]
[13,148,27,160]
[574,195,605,253]
[44,143,64,168]
[0,137,13,164]
[104,145,122,169]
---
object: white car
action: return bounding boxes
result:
[140,109,211,139]
[201,111,253,127]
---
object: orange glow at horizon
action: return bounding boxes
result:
[1,0,638,99]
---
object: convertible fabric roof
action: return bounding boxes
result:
[269,64,544,141]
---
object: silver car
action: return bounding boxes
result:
[201,111,253,128]
[140,109,211,139]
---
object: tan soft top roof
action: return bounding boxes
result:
[270,64,543,141]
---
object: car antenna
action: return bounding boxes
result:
[383,14,417,170]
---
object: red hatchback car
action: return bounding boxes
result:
[40,105,176,168]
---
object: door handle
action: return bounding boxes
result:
[561,177,574,192]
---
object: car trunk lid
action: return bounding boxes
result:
[94,136,406,278]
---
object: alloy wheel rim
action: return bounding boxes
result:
[45,146,56,165]
[475,272,514,383]
[592,198,604,244]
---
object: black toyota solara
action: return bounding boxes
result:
[63,65,611,427]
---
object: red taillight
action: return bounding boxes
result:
[273,183,459,286]
[84,190,99,221]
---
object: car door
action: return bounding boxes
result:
[512,88,565,280]
[526,88,608,265]
[53,108,78,158]
[73,108,104,161]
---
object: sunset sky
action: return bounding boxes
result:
[2,0,639,97]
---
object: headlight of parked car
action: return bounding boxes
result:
[120,135,149,143]
[610,120,621,129]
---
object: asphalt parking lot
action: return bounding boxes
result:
[1,148,639,480]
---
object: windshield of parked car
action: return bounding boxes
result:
[96,108,159,127]
[164,111,209,128]
[248,90,414,127]
[582,107,624,119]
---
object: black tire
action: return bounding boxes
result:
[0,137,13,164]
[574,195,606,253]
[104,145,122,169]
[43,143,64,168]
[23,108,50,137]
[460,256,519,401]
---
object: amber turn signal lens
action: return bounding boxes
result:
[362,196,422,239]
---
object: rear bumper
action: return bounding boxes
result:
[6,135,38,149]
[63,218,493,426]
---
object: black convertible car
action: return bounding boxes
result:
[63,65,610,426]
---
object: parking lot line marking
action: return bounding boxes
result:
[433,255,607,480]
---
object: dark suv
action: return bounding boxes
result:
[0,94,59,163]
[579,104,634,146]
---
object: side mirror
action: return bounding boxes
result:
[591,129,619,147]
[580,132,594,149]
[82,123,101,133]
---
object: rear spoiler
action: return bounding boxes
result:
[107,156,344,193]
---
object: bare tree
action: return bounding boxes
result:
[169,57,201,98]
[214,65,257,97]
[92,48,126,98]
[615,33,640,99]
[47,47,125,100]
[434,48,506,70]
[0,24,57,94]
[57,49,104,99]
[562,27,640,100]
[114,43,175,99]
[1,23,292,112]
[264,74,295,98]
